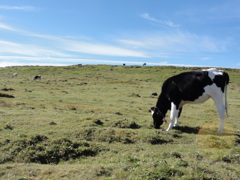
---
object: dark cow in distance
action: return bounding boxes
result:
[33,75,41,80]
[151,68,229,134]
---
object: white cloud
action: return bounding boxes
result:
[141,13,159,23]
[0,24,148,58]
[19,31,149,58]
[118,31,227,57]
[141,13,179,28]
[117,39,145,48]
[0,55,203,67]
[200,57,210,61]
[0,40,70,57]
[0,5,35,11]
[0,61,66,67]
[165,20,179,28]
[60,40,148,58]
[0,22,15,31]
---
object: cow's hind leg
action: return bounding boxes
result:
[166,102,179,131]
[212,94,225,134]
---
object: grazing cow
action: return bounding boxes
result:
[33,75,41,80]
[151,92,158,96]
[150,68,229,134]
[12,73,18,78]
[143,63,147,66]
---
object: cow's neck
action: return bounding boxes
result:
[156,93,170,116]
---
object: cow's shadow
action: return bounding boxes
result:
[173,126,200,134]
[172,126,238,136]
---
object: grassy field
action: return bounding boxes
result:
[0,65,239,180]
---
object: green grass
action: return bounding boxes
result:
[0,65,239,179]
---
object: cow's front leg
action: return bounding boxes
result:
[166,102,178,131]
[174,117,179,127]
[173,107,182,127]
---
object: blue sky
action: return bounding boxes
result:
[0,0,240,68]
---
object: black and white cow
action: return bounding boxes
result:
[12,73,18,78]
[151,68,229,134]
[33,75,41,80]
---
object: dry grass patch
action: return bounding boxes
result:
[196,121,237,149]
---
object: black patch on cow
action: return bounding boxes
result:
[213,72,229,92]
[158,71,213,109]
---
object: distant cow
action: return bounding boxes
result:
[143,63,147,66]
[150,68,229,134]
[12,73,18,78]
[33,75,41,80]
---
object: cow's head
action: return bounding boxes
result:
[150,107,166,129]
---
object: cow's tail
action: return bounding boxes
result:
[224,72,229,117]
[224,83,228,117]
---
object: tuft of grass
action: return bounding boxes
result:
[111,119,141,129]
[143,131,174,145]
[4,124,14,130]
[0,135,106,164]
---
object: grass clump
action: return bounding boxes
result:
[221,147,240,164]
[77,127,138,144]
[111,119,141,129]
[143,131,174,145]
[0,135,105,164]
[134,160,185,179]
[95,166,113,177]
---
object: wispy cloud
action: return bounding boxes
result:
[18,29,148,58]
[0,21,226,64]
[0,55,203,67]
[118,31,228,57]
[200,57,210,61]
[0,22,15,31]
[59,40,148,58]
[0,22,148,59]
[0,40,70,57]
[0,5,35,11]
[141,13,179,28]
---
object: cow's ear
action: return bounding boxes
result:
[150,107,155,111]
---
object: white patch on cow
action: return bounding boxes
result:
[166,102,179,131]
[151,109,154,116]
[203,68,224,81]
